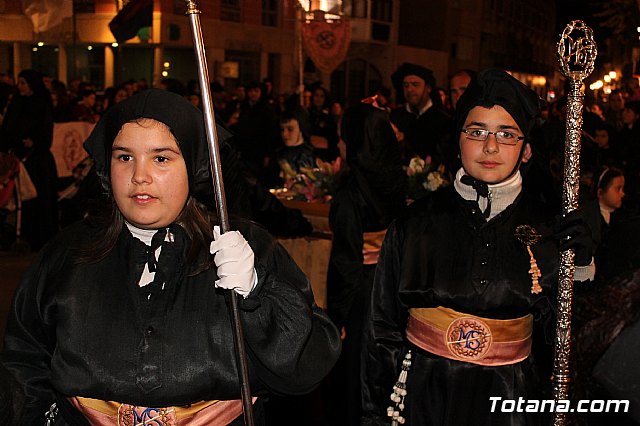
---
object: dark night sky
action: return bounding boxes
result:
[555,0,611,42]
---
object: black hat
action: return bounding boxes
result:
[84,88,231,202]
[455,68,544,138]
[391,63,436,91]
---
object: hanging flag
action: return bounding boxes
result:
[109,0,153,43]
[22,0,73,33]
[301,18,351,75]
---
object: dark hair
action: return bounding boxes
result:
[595,166,624,193]
[279,108,311,141]
[280,110,300,123]
[624,100,640,116]
[18,69,52,109]
[449,68,477,84]
[80,88,96,98]
[76,196,216,275]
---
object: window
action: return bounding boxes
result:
[343,0,367,18]
[371,0,392,22]
[221,0,241,22]
[262,0,278,26]
[330,58,382,108]
[371,0,392,41]
[74,0,95,13]
[224,50,260,89]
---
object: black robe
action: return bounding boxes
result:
[1,218,340,425]
[363,186,558,426]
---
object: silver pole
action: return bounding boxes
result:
[184,2,254,424]
[553,20,597,426]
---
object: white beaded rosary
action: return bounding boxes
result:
[387,350,412,425]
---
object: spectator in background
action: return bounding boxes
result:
[0,69,58,250]
[374,86,393,112]
[605,89,626,132]
[103,84,129,113]
[308,85,340,161]
[390,63,451,166]
[0,79,15,126]
[232,81,280,187]
[159,77,186,97]
[50,79,73,122]
[71,88,99,123]
[188,92,203,110]
[327,101,406,425]
[224,83,246,124]
[449,69,475,111]
[276,110,315,174]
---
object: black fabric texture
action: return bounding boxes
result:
[552,209,594,266]
[0,219,341,424]
[362,186,558,425]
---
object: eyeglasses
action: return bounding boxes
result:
[461,128,525,145]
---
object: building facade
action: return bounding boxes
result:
[0,0,558,105]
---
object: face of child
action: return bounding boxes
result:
[594,129,610,149]
[459,105,526,184]
[280,119,303,147]
[622,107,638,125]
[599,175,625,210]
[110,119,189,229]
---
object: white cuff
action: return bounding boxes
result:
[575,258,595,282]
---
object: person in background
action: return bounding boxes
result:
[276,110,315,174]
[50,79,73,122]
[103,84,129,113]
[308,85,340,162]
[389,63,450,165]
[327,101,406,425]
[71,88,100,123]
[449,69,476,111]
[1,89,340,424]
[0,69,58,251]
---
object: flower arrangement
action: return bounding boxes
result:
[279,157,342,203]
[405,156,449,200]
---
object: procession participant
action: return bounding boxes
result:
[362,68,595,425]
[1,89,341,425]
[389,63,451,165]
[326,100,406,424]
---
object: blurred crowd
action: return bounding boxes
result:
[0,64,639,424]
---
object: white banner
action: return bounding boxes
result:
[51,121,94,178]
[22,0,73,33]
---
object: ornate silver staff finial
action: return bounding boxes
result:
[557,20,597,81]
[553,20,597,426]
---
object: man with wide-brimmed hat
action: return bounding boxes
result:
[389,62,451,165]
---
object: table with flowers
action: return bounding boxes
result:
[272,155,449,310]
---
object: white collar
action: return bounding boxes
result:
[454,168,522,220]
[125,222,157,246]
[599,203,614,225]
[405,97,433,117]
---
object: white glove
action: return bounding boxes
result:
[210,226,257,298]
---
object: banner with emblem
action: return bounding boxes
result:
[301,18,351,75]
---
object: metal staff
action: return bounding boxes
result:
[553,20,597,426]
[184,1,254,424]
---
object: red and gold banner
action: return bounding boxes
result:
[301,18,351,75]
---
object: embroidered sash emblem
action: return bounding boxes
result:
[118,405,176,426]
[445,317,492,360]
